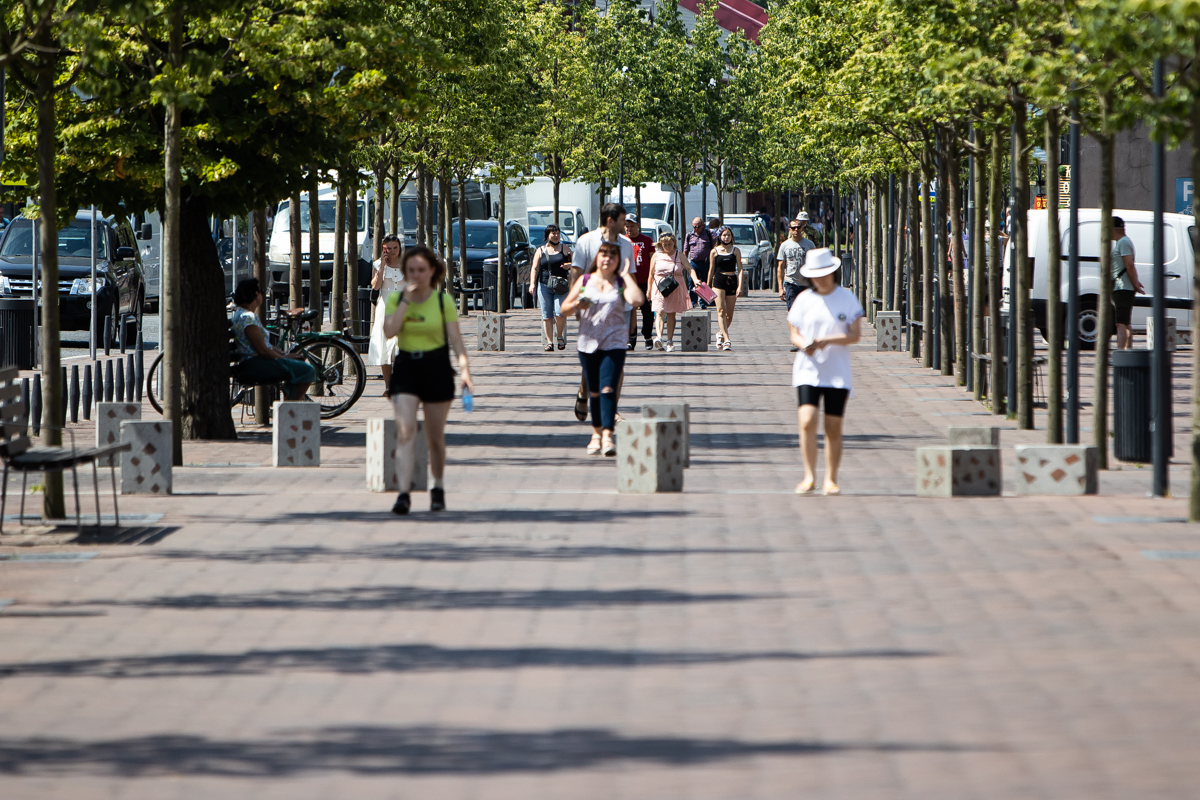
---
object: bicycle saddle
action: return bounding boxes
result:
[287,308,321,323]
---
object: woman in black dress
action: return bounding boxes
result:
[707,226,744,351]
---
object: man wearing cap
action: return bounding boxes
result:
[787,247,863,497]
[625,215,656,350]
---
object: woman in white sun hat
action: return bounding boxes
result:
[786,247,863,496]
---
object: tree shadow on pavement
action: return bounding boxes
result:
[145,543,768,564]
[0,644,941,680]
[0,725,993,777]
[250,509,693,526]
[51,586,771,611]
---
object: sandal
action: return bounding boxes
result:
[557,336,566,350]
[587,434,602,455]
[823,483,841,496]
[574,392,589,421]
[544,342,554,352]
[795,479,816,495]
[601,433,616,457]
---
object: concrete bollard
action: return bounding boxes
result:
[915,446,1001,497]
[93,360,103,411]
[1146,316,1179,352]
[875,311,903,351]
[680,310,710,352]
[616,418,685,494]
[641,402,690,467]
[104,359,114,403]
[272,401,320,467]
[82,365,92,420]
[30,375,41,436]
[120,420,172,495]
[366,417,428,492]
[69,365,80,423]
[477,314,505,351]
[948,426,1000,446]
[1014,444,1098,495]
[125,353,136,402]
[97,402,141,467]
[114,358,125,404]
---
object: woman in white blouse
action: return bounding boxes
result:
[368,234,407,393]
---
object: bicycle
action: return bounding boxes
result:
[146,308,367,420]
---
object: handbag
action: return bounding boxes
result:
[694,282,717,305]
[657,275,679,298]
[548,275,570,295]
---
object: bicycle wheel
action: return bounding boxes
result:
[146,352,165,414]
[290,337,366,419]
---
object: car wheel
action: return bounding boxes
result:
[1075,296,1099,351]
[92,295,118,350]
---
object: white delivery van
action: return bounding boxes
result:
[527,206,589,242]
[266,183,385,301]
[1004,208,1195,347]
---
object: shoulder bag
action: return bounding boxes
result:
[656,255,679,298]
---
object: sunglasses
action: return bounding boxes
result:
[789,225,801,230]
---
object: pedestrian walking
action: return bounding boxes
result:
[683,217,716,309]
[530,224,573,351]
[648,233,698,351]
[368,234,406,394]
[570,203,635,421]
[787,248,863,496]
[625,215,656,350]
[1111,217,1144,350]
[561,240,645,456]
[707,226,744,350]
[778,215,816,351]
[381,245,474,516]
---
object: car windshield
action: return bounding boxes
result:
[638,203,667,220]
[528,210,575,232]
[451,226,499,249]
[295,199,366,233]
[0,220,106,259]
[725,224,758,245]
[399,199,436,231]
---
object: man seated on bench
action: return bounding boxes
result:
[231,278,317,401]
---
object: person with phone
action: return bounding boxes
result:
[382,246,474,515]
[530,224,573,351]
[561,240,645,456]
[368,234,406,394]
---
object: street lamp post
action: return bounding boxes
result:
[1151,59,1168,496]
[1067,105,1081,444]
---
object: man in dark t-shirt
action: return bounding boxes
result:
[626,215,656,350]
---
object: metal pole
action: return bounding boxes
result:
[89,206,97,360]
[887,174,895,311]
[32,219,38,369]
[1066,108,1081,443]
[1007,123,1018,409]
[231,215,239,295]
[967,141,975,392]
[1151,59,1168,496]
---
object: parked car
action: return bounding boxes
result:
[451,219,531,291]
[527,225,575,249]
[721,214,775,289]
[527,207,589,241]
[1003,208,1197,348]
[0,211,146,342]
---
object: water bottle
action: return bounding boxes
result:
[462,388,474,413]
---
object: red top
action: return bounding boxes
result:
[630,234,655,283]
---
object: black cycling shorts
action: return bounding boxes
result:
[797,385,849,417]
[389,346,456,403]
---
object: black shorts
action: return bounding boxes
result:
[712,272,738,294]
[389,346,456,403]
[797,385,849,417]
[1113,290,1135,326]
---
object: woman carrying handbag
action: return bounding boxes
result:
[529,225,573,351]
[648,233,699,352]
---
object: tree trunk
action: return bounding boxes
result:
[832,183,840,260]
[35,53,64,517]
[332,173,346,332]
[307,171,321,327]
[972,131,987,402]
[1095,133,1115,469]
[552,159,561,230]
[1014,97,1033,428]
[989,127,1005,415]
[177,196,236,440]
[497,181,507,314]
[868,179,878,321]
[415,161,426,247]
[162,5,185,466]
[920,154,935,369]
[908,172,921,359]
[935,134,952,376]
[373,159,386,262]
[347,179,360,335]
[440,162,451,267]
[253,207,270,425]
[288,191,302,309]
[425,166,436,248]
[948,135,967,386]
[389,164,399,237]
[894,176,907,313]
[1045,109,1063,442]
[457,172,468,312]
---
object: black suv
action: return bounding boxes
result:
[451,219,531,290]
[0,212,146,342]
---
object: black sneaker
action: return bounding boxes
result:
[392,492,411,516]
[430,487,446,512]
[644,339,653,350]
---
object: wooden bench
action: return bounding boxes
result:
[0,367,130,534]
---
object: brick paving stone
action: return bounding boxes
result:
[0,293,1198,799]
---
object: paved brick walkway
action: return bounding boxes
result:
[1,292,1199,799]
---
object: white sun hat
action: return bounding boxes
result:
[799,247,841,278]
[795,211,810,222]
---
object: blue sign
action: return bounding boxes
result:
[1178,178,1195,214]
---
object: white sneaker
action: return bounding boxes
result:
[664,342,674,352]
[653,336,663,350]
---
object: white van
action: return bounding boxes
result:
[527,206,589,241]
[1005,208,1195,346]
[266,184,384,300]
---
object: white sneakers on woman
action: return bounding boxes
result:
[653,335,663,350]
[664,342,674,352]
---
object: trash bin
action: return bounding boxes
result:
[0,299,36,369]
[355,288,373,353]
[1113,349,1152,462]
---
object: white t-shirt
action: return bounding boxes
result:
[571,229,634,276]
[787,286,864,391]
